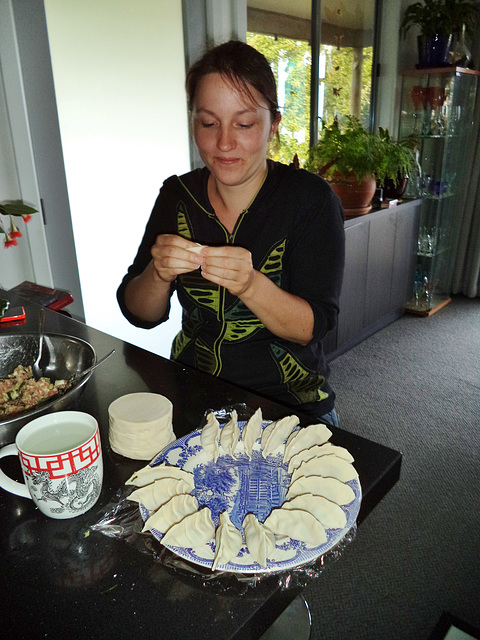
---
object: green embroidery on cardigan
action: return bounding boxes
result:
[177,201,193,240]
[171,330,191,360]
[260,239,286,275]
[223,319,264,342]
[170,308,204,360]
[195,338,217,375]
[179,271,220,313]
[270,343,328,404]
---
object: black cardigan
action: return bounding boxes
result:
[117,161,345,416]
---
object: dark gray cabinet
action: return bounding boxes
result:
[325,199,421,361]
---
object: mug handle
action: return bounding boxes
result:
[0,444,31,499]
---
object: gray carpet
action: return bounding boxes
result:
[303,295,480,640]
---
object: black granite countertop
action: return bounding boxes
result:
[0,293,401,639]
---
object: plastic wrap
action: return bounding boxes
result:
[91,404,358,590]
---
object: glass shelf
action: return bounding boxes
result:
[399,67,479,316]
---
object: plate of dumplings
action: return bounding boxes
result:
[126,408,361,574]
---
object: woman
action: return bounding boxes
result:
[117,40,345,425]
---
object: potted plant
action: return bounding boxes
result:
[305,117,415,216]
[377,128,417,200]
[400,0,479,68]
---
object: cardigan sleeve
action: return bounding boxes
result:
[116,181,178,329]
[284,175,345,343]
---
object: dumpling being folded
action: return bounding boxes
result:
[127,477,193,511]
[161,507,215,548]
[241,407,263,459]
[291,455,358,484]
[243,513,275,568]
[287,443,354,473]
[283,423,333,462]
[220,409,240,458]
[282,493,347,529]
[260,421,276,450]
[264,507,327,545]
[261,415,299,458]
[201,412,220,462]
[212,511,243,571]
[142,493,199,533]
[285,475,355,505]
[126,462,194,489]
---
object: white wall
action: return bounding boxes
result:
[0,60,32,288]
[0,0,51,290]
[44,0,189,357]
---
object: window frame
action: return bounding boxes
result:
[309,0,382,144]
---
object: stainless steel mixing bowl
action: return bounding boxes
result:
[0,333,96,444]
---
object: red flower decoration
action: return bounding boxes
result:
[9,217,22,238]
[1,202,37,247]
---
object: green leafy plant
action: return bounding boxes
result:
[400,0,479,40]
[377,128,417,187]
[0,201,38,248]
[305,117,415,186]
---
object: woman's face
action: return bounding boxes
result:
[192,73,280,191]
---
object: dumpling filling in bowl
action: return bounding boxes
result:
[0,365,68,416]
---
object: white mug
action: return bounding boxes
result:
[0,411,103,519]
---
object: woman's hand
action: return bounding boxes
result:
[201,245,314,345]
[123,235,202,323]
[200,245,255,296]
[151,234,203,283]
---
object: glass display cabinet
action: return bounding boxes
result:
[399,67,479,316]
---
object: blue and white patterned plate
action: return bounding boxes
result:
[140,421,361,574]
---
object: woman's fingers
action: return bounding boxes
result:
[150,238,255,295]
[201,246,254,295]
[151,235,203,281]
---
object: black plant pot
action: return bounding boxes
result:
[417,34,453,68]
[383,175,409,200]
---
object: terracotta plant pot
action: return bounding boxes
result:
[328,173,377,218]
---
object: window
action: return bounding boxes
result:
[247,0,378,166]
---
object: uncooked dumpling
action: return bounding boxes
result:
[287,443,354,473]
[243,513,275,568]
[285,475,355,505]
[142,493,198,533]
[220,409,240,458]
[260,421,276,450]
[264,507,327,545]
[319,442,355,463]
[161,507,215,548]
[291,455,358,484]
[283,423,333,462]
[282,493,347,529]
[127,477,193,511]
[212,511,244,571]
[241,407,263,459]
[187,243,204,254]
[201,412,220,462]
[261,415,299,458]
[126,462,194,489]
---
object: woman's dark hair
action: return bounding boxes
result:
[186,40,280,122]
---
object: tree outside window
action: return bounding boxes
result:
[247,33,311,165]
[247,1,375,167]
